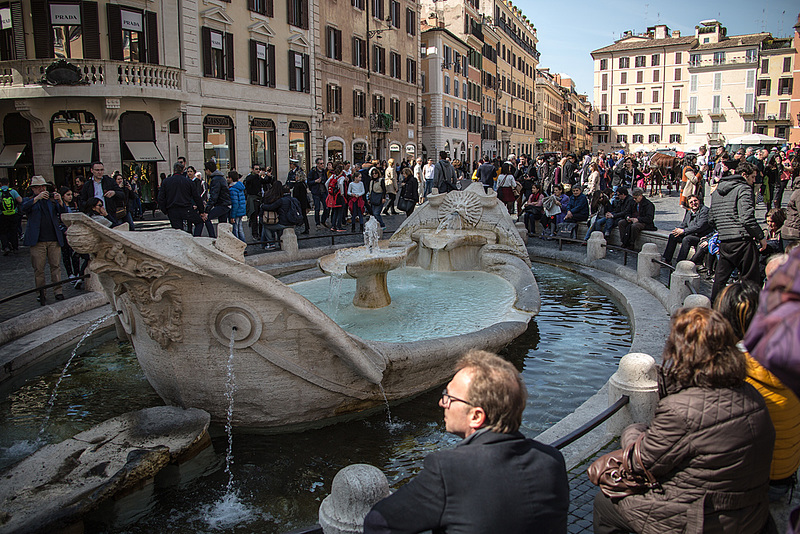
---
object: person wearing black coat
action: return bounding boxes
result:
[158,162,206,236]
[618,187,656,249]
[79,162,124,224]
[364,351,568,534]
[662,195,712,264]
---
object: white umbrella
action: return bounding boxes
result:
[726,133,786,145]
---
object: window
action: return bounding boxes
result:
[713,51,725,65]
[389,0,400,27]
[652,90,659,103]
[390,98,400,121]
[711,121,719,133]
[633,112,644,124]
[405,7,415,36]
[326,26,342,60]
[690,74,698,92]
[636,91,643,104]
[783,57,791,73]
[689,96,697,115]
[352,37,366,68]
[617,113,628,125]
[453,51,461,73]
[669,134,681,143]
[406,101,415,124]
[757,79,771,96]
[673,89,680,109]
[353,90,366,117]
[287,0,308,29]
[250,41,275,87]
[620,72,627,84]
[202,28,233,80]
[47,3,90,59]
[597,134,609,144]
[670,111,682,124]
[421,105,427,126]
[390,51,401,79]
[744,93,754,114]
[674,68,681,81]
[743,120,752,133]
[778,78,793,95]
[779,101,789,119]
[756,103,766,119]
[713,72,721,91]
[372,94,385,113]
[351,0,364,9]
[443,44,451,68]
[653,70,660,83]
[635,55,645,67]
[675,52,682,64]
[746,70,755,89]
[648,134,660,143]
[636,70,643,83]
[249,0,274,17]
[444,106,451,127]
[444,75,450,94]
[689,53,700,66]
[453,78,459,97]
[688,121,696,134]
[288,50,310,92]
[651,54,660,67]
[601,73,608,90]
[619,92,627,104]
[632,134,643,143]
[452,108,458,128]
[619,57,629,69]
[761,58,768,73]
[326,84,342,114]
[406,58,416,84]
[616,134,627,143]
[600,58,608,70]
[649,111,661,125]
[0,3,23,60]
[371,0,384,20]
[601,93,607,111]
[712,95,721,114]
[372,44,385,74]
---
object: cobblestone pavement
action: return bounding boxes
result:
[566,440,618,533]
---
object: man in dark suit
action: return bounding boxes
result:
[364,351,569,534]
[618,187,656,250]
[477,159,497,193]
[662,195,711,264]
[79,161,124,224]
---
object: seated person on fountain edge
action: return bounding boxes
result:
[662,194,711,264]
[588,187,635,239]
[364,350,569,534]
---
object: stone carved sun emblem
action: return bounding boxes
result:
[437,191,482,228]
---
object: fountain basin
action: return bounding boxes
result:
[318,244,412,309]
[412,229,497,271]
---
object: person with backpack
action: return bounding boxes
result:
[0,177,22,255]
[347,171,366,232]
[325,164,347,232]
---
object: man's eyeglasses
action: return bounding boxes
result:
[441,389,473,408]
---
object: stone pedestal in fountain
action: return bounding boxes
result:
[319,246,411,309]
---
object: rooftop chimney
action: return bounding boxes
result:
[672,30,681,38]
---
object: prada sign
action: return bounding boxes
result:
[120,9,143,32]
[0,8,11,30]
[50,4,81,25]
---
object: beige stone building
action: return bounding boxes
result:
[792,15,800,145]
[315,0,420,165]
[755,36,794,141]
[534,68,563,154]
[0,0,318,199]
[481,22,499,159]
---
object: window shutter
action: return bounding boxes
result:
[353,90,357,116]
[225,33,234,80]
[326,84,332,112]
[335,30,341,61]
[266,0,273,17]
[361,39,367,67]
[106,4,123,60]
[301,0,308,29]
[287,0,294,25]
[303,53,310,93]
[10,1,25,59]
[30,0,52,59]
[267,44,275,87]
[248,0,256,11]
[81,2,101,58]
[288,51,296,90]
[352,36,357,65]
[250,40,258,84]
[202,27,213,76]
[146,12,159,64]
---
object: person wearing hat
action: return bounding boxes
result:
[21,176,66,304]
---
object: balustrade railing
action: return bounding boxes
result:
[0,59,183,91]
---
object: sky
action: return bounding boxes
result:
[517,0,799,102]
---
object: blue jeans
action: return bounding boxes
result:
[424,179,433,197]
[586,216,617,238]
[261,223,285,246]
[231,216,246,242]
[312,194,329,225]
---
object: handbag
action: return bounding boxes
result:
[513,183,523,198]
[262,210,279,225]
[369,191,384,206]
[587,433,658,500]
[396,196,414,212]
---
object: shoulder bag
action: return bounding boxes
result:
[262,210,279,225]
[587,433,658,501]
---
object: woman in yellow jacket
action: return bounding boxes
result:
[715,281,800,500]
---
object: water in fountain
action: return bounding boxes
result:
[364,216,380,253]
[201,328,258,529]
[37,312,116,442]
[327,274,343,316]
[435,211,462,233]
[377,384,395,429]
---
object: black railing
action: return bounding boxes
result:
[0,274,91,305]
[549,395,630,449]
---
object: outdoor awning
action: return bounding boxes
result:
[125,141,165,162]
[53,142,94,166]
[0,144,26,167]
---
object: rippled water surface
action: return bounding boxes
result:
[0,262,630,533]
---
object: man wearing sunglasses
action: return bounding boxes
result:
[364,350,569,533]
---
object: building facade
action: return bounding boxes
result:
[755,36,794,141]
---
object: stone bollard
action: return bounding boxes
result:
[637,243,661,281]
[668,260,701,314]
[607,353,659,436]
[683,294,711,309]
[586,231,607,261]
[319,464,390,534]
[516,221,528,245]
[281,227,299,258]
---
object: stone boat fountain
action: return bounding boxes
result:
[63,183,539,430]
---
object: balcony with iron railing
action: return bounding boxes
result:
[369,113,393,133]
[687,56,757,69]
[493,19,540,61]
[0,58,183,97]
